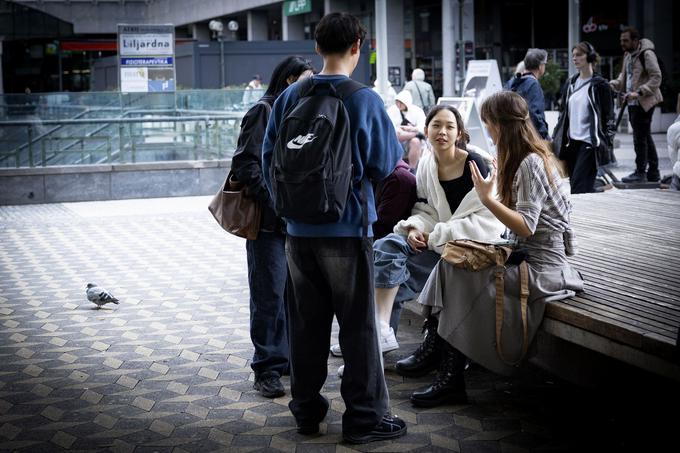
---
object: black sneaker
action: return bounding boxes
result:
[343,414,407,444]
[253,372,285,398]
[621,171,647,183]
[647,170,660,182]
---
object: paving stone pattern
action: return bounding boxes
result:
[0,200,672,452]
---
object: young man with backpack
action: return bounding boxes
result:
[261,12,406,444]
[610,26,663,183]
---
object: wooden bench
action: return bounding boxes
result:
[535,189,680,382]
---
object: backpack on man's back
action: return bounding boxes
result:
[639,48,670,109]
[270,78,365,224]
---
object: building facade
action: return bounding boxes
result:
[1,0,678,111]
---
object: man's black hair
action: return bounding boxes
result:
[264,56,314,98]
[314,12,367,55]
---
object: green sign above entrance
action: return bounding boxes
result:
[284,0,312,16]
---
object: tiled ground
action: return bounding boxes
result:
[0,197,676,452]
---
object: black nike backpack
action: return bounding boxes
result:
[270,78,365,224]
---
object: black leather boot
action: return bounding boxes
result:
[395,316,441,378]
[410,342,467,407]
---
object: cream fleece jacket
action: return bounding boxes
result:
[394,149,506,254]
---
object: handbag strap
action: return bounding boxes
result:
[413,81,426,108]
[494,255,530,366]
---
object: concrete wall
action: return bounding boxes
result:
[0,160,229,206]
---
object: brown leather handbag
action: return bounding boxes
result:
[441,239,530,365]
[208,171,262,240]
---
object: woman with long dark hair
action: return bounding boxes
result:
[230,56,313,398]
[399,91,584,407]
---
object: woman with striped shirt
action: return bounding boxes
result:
[398,91,584,408]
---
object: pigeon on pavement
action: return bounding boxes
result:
[86,283,119,308]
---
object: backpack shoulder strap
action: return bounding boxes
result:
[296,77,315,98]
[413,81,426,107]
[638,48,658,73]
[334,79,367,101]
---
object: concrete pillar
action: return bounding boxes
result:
[247,11,268,41]
[386,0,405,91]
[375,0,388,98]
[282,7,305,40]
[645,0,673,80]
[568,0,580,76]
[442,0,455,97]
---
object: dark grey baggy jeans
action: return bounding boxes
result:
[285,236,388,434]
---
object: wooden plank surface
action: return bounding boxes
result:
[544,189,680,361]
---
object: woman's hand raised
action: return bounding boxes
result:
[469,160,495,205]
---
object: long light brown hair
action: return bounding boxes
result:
[480,91,558,206]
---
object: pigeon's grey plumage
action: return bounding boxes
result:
[86,283,119,308]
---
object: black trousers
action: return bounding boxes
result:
[285,236,388,434]
[628,105,659,175]
[563,139,597,194]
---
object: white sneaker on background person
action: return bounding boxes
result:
[331,321,399,360]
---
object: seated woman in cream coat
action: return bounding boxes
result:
[329,105,505,365]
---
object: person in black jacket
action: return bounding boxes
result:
[552,41,615,194]
[230,56,314,398]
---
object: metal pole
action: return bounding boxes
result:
[27,125,34,167]
[458,0,465,95]
[375,0,388,100]
[568,0,580,76]
[219,38,225,88]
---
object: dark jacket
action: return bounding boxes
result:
[507,73,549,139]
[373,159,417,240]
[230,94,282,232]
[552,73,616,167]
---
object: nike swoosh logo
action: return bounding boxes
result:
[287,133,317,149]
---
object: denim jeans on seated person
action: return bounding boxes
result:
[246,231,289,378]
[374,233,441,334]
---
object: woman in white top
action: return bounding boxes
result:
[551,41,615,193]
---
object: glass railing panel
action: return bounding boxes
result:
[0,90,249,168]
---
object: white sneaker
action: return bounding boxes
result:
[329,344,342,357]
[337,365,344,378]
[380,326,399,353]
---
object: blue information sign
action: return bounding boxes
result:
[121,57,174,66]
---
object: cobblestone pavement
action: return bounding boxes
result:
[0,197,676,452]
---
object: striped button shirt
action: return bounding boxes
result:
[509,153,578,255]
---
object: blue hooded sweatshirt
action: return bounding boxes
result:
[262,74,402,238]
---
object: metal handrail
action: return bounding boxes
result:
[0,114,242,127]
[1,113,244,168]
